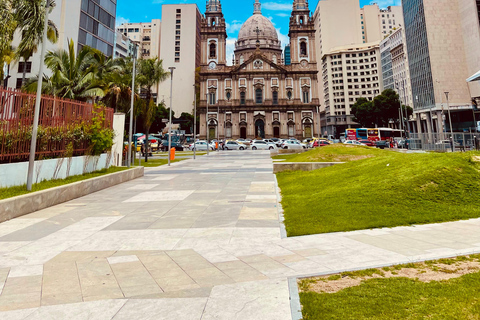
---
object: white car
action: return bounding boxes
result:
[281,140,304,150]
[190,141,215,151]
[251,140,276,150]
[343,140,366,146]
[224,141,246,150]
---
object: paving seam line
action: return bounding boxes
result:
[273,174,288,239]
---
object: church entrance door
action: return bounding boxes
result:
[273,127,280,138]
[255,119,265,139]
[240,127,247,139]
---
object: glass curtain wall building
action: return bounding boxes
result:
[79,0,117,56]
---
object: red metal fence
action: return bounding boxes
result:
[0,88,114,163]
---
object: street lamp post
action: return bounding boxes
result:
[27,0,51,191]
[127,44,138,168]
[316,106,321,138]
[167,67,175,166]
[217,105,220,152]
[395,81,404,139]
[193,84,197,160]
[206,93,209,156]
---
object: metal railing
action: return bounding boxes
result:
[407,132,480,152]
[0,88,113,163]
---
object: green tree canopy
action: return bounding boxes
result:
[351,89,404,128]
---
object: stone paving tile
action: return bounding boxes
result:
[112,298,208,320]
[0,268,9,295]
[0,276,42,311]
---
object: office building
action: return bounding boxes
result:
[117,20,161,60]
[403,0,480,133]
[360,5,403,43]
[114,31,137,59]
[8,0,116,89]
[157,4,202,114]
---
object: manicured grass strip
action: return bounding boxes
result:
[272,144,390,163]
[277,151,480,236]
[300,271,480,320]
[134,158,184,168]
[0,167,128,200]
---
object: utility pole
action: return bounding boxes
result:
[167,67,175,166]
[27,0,51,191]
[445,92,454,152]
[127,43,137,168]
[193,84,197,160]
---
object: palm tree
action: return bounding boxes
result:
[0,0,17,83]
[15,0,59,86]
[101,58,136,113]
[136,58,169,162]
[24,40,104,101]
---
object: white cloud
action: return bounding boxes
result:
[276,13,290,18]
[116,16,130,27]
[226,38,237,66]
[276,28,289,49]
[369,0,402,8]
[226,20,243,34]
[262,2,292,11]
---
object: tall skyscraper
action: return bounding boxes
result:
[117,20,161,60]
[403,0,480,133]
[157,4,202,114]
[8,0,116,89]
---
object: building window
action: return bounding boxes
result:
[287,90,292,100]
[16,78,23,89]
[303,90,310,103]
[272,91,278,104]
[300,41,307,57]
[226,91,231,100]
[175,58,180,62]
[255,88,263,104]
[209,92,216,105]
[176,9,181,13]
[209,42,216,59]
[18,62,32,73]
[240,91,246,105]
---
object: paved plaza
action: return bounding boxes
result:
[1,151,480,319]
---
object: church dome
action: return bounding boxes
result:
[238,14,278,43]
[235,0,282,52]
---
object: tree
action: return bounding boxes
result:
[101,58,135,113]
[351,98,375,128]
[136,58,169,162]
[15,0,59,86]
[23,40,104,100]
[372,89,401,127]
[0,0,17,83]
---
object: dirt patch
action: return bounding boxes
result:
[299,256,480,294]
[419,181,439,191]
[472,156,480,162]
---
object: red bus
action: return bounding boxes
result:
[346,129,357,140]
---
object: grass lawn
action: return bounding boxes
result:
[134,158,186,168]
[0,167,128,200]
[272,144,390,163]
[299,256,480,320]
[277,147,480,236]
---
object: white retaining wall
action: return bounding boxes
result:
[0,154,112,188]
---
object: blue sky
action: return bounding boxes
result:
[117,0,401,60]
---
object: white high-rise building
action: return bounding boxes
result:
[360,5,404,43]
[7,0,117,89]
[117,20,161,60]
[158,4,201,114]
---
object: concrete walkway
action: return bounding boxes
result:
[1,151,480,319]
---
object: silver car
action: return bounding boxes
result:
[190,141,215,151]
[281,140,304,150]
[224,141,246,150]
[251,140,276,150]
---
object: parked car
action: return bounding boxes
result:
[160,140,184,151]
[282,140,304,150]
[189,141,215,151]
[251,140,276,150]
[224,140,246,150]
[313,140,331,147]
[358,139,376,147]
[344,140,366,146]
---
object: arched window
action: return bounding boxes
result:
[209,43,216,59]
[300,41,307,57]
[240,91,246,105]
[303,90,310,103]
[209,92,216,105]
[272,91,278,105]
[239,55,244,64]
[255,88,263,104]
[212,19,216,26]
[287,90,292,100]
[299,16,304,25]
[272,55,277,64]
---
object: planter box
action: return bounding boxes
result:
[0,167,144,223]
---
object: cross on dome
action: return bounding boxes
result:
[254,0,261,15]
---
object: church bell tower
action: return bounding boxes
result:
[289,0,316,65]
[202,0,228,68]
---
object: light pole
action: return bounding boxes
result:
[127,44,138,168]
[395,81,404,139]
[217,105,220,151]
[316,105,321,138]
[167,67,175,166]
[206,93,209,156]
[27,0,51,191]
[193,84,197,160]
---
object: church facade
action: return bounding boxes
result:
[199,0,320,140]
